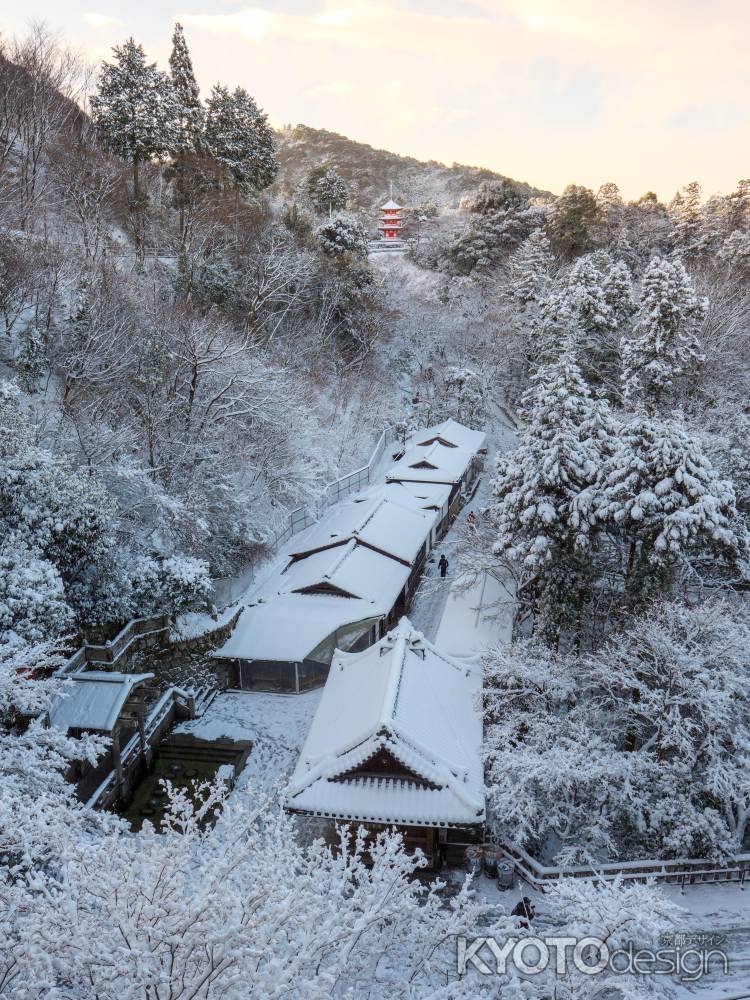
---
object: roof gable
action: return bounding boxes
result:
[286,618,485,825]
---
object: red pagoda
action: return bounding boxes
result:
[378,199,404,241]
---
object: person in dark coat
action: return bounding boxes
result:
[438,554,449,578]
[511,896,536,929]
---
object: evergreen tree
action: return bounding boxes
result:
[166,24,207,240]
[443,367,484,427]
[307,165,348,215]
[507,227,553,305]
[316,213,369,258]
[670,181,706,261]
[90,38,178,202]
[547,184,600,259]
[596,415,744,603]
[718,230,750,275]
[204,85,277,195]
[723,178,750,234]
[529,291,577,370]
[603,259,636,330]
[622,256,706,411]
[488,341,601,644]
[596,181,624,243]
[168,23,203,154]
[564,254,634,395]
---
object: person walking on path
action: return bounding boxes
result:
[511,897,536,929]
[438,554,449,578]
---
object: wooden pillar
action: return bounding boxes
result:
[111,726,124,791]
[294,661,300,694]
[138,710,147,761]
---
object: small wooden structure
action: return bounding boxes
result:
[286,618,485,867]
[48,672,195,805]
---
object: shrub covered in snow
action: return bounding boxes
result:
[484,599,750,862]
[316,213,369,259]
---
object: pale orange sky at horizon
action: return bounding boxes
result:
[2,0,749,201]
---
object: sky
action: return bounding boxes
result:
[2,0,749,200]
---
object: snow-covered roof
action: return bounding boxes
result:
[380,199,403,210]
[358,480,453,518]
[48,671,154,734]
[386,440,476,485]
[286,618,485,827]
[412,418,487,455]
[289,495,432,566]
[381,479,454,512]
[278,539,411,608]
[213,594,380,662]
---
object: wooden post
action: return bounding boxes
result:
[138,710,147,761]
[112,726,124,793]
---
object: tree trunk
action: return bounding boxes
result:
[132,157,140,202]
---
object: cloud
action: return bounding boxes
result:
[81,12,123,29]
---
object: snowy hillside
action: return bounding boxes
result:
[272,123,552,210]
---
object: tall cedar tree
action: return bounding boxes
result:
[168,23,203,153]
[167,23,204,238]
[547,184,600,258]
[489,339,599,644]
[621,255,706,411]
[204,85,277,196]
[90,38,178,202]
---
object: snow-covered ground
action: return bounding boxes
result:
[175,688,322,793]
[468,872,750,999]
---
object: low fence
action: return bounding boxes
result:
[86,686,194,810]
[319,428,392,511]
[266,428,393,553]
[502,843,750,891]
[58,615,170,676]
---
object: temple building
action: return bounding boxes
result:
[378,199,404,241]
[285,618,485,868]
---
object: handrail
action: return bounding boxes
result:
[501,842,750,888]
[58,615,169,676]
[85,686,189,809]
[267,428,392,551]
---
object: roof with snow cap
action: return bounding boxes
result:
[412,417,487,455]
[356,480,453,518]
[48,671,154,734]
[279,539,411,607]
[380,199,403,210]
[213,594,380,662]
[289,494,432,566]
[286,617,485,827]
[386,439,476,485]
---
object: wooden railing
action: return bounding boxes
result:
[58,615,170,676]
[501,842,750,891]
[86,686,194,810]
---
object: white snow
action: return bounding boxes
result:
[48,671,154,734]
[290,494,434,566]
[435,569,515,657]
[412,417,488,455]
[213,593,379,662]
[287,617,484,826]
[175,688,322,791]
[279,538,411,607]
[386,439,476,485]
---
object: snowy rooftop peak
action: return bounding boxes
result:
[380,199,403,210]
[286,615,485,825]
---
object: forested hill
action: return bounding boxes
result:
[272,124,552,209]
